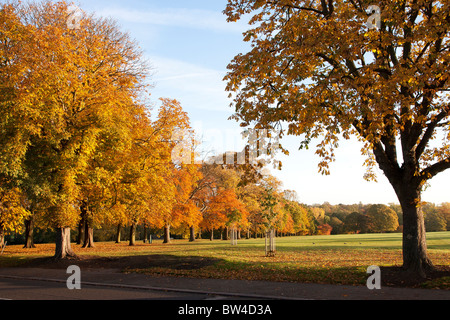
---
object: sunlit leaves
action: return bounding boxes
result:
[224,0,450,183]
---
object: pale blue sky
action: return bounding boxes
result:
[66,0,449,205]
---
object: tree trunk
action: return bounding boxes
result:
[129,222,136,246]
[54,227,77,260]
[23,217,36,249]
[82,222,95,248]
[0,227,4,248]
[223,227,229,240]
[189,225,195,242]
[163,224,171,244]
[115,224,121,244]
[78,201,88,245]
[210,228,214,241]
[77,215,85,245]
[396,186,434,277]
[373,139,435,278]
[143,223,148,243]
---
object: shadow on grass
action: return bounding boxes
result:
[10,254,224,272]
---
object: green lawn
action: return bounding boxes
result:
[1,232,449,288]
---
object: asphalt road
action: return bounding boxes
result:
[0,276,210,300]
[1,267,449,301]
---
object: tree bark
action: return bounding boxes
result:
[129,222,136,246]
[82,222,95,248]
[396,185,434,277]
[143,223,148,243]
[54,227,77,260]
[115,224,121,243]
[371,137,435,277]
[77,217,85,245]
[210,228,214,241]
[0,227,4,248]
[23,217,36,249]
[163,224,171,244]
[77,201,88,245]
[223,227,229,240]
[189,225,195,242]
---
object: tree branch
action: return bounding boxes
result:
[421,157,450,181]
[416,110,448,160]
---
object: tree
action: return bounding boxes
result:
[437,203,450,231]
[329,216,344,235]
[284,201,312,235]
[425,210,447,232]
[0,185,30,247]
[238,182,264,238]
[344,211,373,234]
[200,189,230,241]
[224,0,450,277]
[366,204,399,233]
[151,98,196,244]
[0,1,149,258]
[310,207,326,225]
[317,224,333,236]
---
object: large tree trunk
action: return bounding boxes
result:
[372,137,435,278]
[396,185,434,277]
[54,228,77,260]
[189,225,195,242]
[23,217,36,249]
[82,222,95,248]
[163,224,171,244]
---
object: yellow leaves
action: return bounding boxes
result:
[0,1,153,229]
[0,187,30,233]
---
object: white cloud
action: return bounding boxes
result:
[97,6,248,34]
[149,55,231,113]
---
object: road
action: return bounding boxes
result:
[0,267,449,301]
[0,276,212,300]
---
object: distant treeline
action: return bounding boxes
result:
[308,202,450,235]
[4,201,449,246]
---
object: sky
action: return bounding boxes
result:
[66,0,449,206]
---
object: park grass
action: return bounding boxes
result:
[1,232,449,288]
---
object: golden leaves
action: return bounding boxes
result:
[225,0,450,184]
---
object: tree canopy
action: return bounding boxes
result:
[224,0,450,277]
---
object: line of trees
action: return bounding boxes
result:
[0,1,316,256]
[312,202,450,235]
[2,1,449,272]
[0,1,199,258]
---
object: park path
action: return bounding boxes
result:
[0,267,449,300]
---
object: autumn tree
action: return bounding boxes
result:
[238,182,264,238]
[0,183,30,247]
[283,200,312,235]
[366,204,400,233]
[425,210,447,232]
[224,0,450,276]
[0,1,149,258]
[145,98,198,244]
[171,164,203,242]
[437,203,450,231]
[344,211,373,234]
